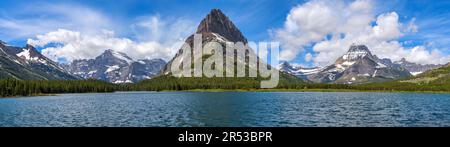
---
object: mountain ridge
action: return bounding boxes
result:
[281,44,413,84]
[64,49,166,83]
[0,41,78,80]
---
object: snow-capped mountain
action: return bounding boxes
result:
[278,62,322,80]
[394,58,442,76]
[64,49,166,83]
[280,45,444,84]
[306,44,412,84]
[0,41,78,80]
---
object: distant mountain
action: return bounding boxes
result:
[0,40,78,80]
[394,58,442,76]
[400,63,450,84]
[304,45,411,84]
[278,62,322,80]
[280,44,444,84]
[64,49,166,83]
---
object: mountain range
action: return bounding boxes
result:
[279,44,443,84]
[63,49,166,83]
[0,9,446,86]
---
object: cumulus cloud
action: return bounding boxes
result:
[0,3,112,40]
[274,0,450,66]
[28,16,195,62]
[27,16,194,62]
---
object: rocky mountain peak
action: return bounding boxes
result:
[23,44,45,59]
[342,44,373,60]
[278,61,294,71]
[97,49,133,65]
[399,58,407,63]
[279,61,291,67]
[196,9,247,43]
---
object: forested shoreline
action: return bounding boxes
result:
[1,75,450,98]
[0,78,117,97]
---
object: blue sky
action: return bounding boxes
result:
[1,0,300,44]
[1,0,449,66]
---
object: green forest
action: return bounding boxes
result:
[0,78,117,97]
[1,64,450,97]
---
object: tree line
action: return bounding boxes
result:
[0,78,117,97]
[2,73,450,98]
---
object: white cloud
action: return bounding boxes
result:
[405,18,418,33]
[304,53,313,62]
[28,16,195,62]
[274,0,450,65]
[0,3,112,40]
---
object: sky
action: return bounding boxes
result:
[0,0,449,67]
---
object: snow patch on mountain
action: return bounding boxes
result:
[17,49,39,61]
[105,65,120,73]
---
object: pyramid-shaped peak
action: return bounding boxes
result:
[103,49,115,54]
[196,9,247,43]
[342,44,373,60]
[399,58,407,62]
[348,44,370,52]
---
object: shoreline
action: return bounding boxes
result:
[2,89,450,99]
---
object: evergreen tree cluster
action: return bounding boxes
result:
[2,65,450,98]
[0,78,116,97]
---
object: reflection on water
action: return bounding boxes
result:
[0,92,450,127]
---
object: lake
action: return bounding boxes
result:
[1,92,450,127]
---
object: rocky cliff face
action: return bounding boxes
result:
[65,49,166,83]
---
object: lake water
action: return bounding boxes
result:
[1,92,450,127]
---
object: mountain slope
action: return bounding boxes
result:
[161,9,251,75]
[148,9,304,89]
[0,41,78,80]
[65,49,166,83]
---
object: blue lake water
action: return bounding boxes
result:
[1,92,450,127]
